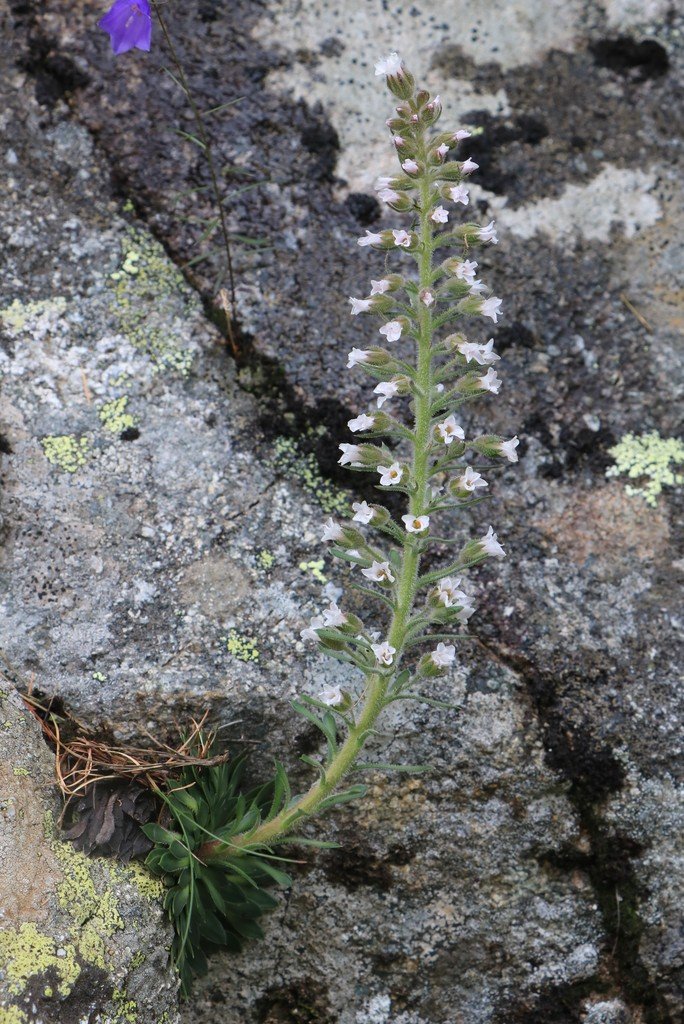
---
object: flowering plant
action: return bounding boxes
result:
[141,54,518,990]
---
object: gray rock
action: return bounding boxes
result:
[1,0,682,1021]
[0,680,179,1024]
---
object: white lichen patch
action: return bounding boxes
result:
[606,432,684,506]
[604,0,672,29]
[480,166,662,243]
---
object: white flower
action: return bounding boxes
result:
[375,176,393,191]
[455,259,478,283]
[401,513,430,533]
[454,129,471,141]
[300,615,324,642]
[479,339,500,364]
[457,466,488,492]
[480,525,506,558]
[375,52,403,77]
[374,381,399,408]
[378,463,403,486]
[348,413,375,433]
[436,143,450,158]
[460,158,479,174]
[322,601,347,627]
[437,577,464,608]
[379,320,403,343]
[499,436,519,462]
[457,603,476,623]
[431,642,455,667]
[402,159,419,174]
[352,500,374,524]
[358,230,383,247]
[349,297,372,315]
[378,188,400,204]
[347,348,370,368]
[420,289,435,306]
[478,220,498,244]
[392,229,411,247]
[435,415,465,445]
[448,184,469,205]
[370,278,391,295]
[371,641,396,666]
[458,338,499,365]
[478,368,502,394]
[362,561,395,583]
[338,443,363,466]
[321,518,344,542]
[430,206,449,224]
[469,280,486,295]
[435,383,444,392]
[479,297,502,323]
[346,549,362,560]
[318,684,344,706]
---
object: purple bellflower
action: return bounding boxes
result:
[99,0,153,55]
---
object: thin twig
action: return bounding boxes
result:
[619,292,653,333]
[150,0,240,359]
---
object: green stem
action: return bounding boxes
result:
[151,1,239,358]
[199,133,436,864]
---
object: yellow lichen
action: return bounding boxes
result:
[12,767,29,777]
[92,671,108,683]
[108,227,193,376]
[99,396,136,434]
[0,923,80,997]
[0,1005,29,1024]
[257,549,275,570]
[222,629,260,663]
[271,435,348,515]
[0,297,67,336]
[299,559,327,584]
[121,861,165,902]
[41,434,90,473]
[606,431,684,506]
[112,987,139,1023]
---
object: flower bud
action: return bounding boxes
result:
[400,158,423,178]
[386,117,409,133]
[469,434,505,457]
[432,163,465,182]
[339,612,364,635]
[385,65,415,100]
[443,332,468,353]
[382,191,415,213]
[414,89,431,108]
[452,371,486,396]
[417,652,444,678]
[452,222,489,244]
[420,95,442,126]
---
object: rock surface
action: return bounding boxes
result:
[1,0,682,1022]
[0,680,179,1024]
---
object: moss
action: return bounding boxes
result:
[108,227,193,376]
[99,396,137,435]
[298,559,327,584]
[41,434,90,473]
[0,923,80,997]
[271,435,348,515]
[0,297,66,336]
[606,431,684,506]
[222,628,260,663]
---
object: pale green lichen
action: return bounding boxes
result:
[108,227,193,376]
[222,629,260,663]
[606,431,684,506]
[112,987,139,1023]
[257,549,275,570]
[0,1004,29,1024]
[299,559,327,584]
[11,767,29,777]
[271,435,348,515]
[92,671,108,683]
[0,923,80,997]
[99,396,137,434]
[41,434,90,473]
[0,297,67,337]
[120,861,165,902]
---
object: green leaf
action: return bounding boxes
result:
[173,128,207,151]
[284,837,341,850]
[202,96,245,116]
[317,785,367,813]
[142,823,178,846]
[291,700,338,749]
[353,762,431,774]
[253,860,292,888]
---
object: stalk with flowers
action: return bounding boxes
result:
[141,54,519,990]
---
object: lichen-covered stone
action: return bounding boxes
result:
[0,682,179,1024]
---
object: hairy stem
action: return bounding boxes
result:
[199,143,436,864]
[151,0,239,358]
